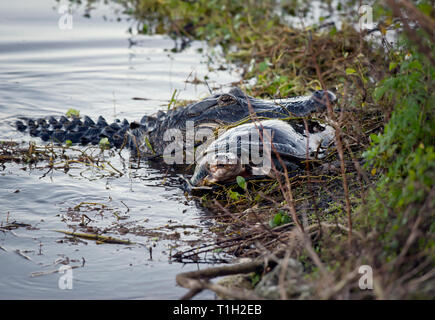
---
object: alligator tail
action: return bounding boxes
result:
[15,115,131,149]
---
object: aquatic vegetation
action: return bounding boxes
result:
[0,140,123,177]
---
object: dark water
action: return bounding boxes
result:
[0,0,240,299]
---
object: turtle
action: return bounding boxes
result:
[189,119,335,187]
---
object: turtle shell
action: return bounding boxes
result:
[190,119,334,186]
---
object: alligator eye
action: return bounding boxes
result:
[217,94,237,107]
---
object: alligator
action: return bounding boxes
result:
[15,88,335,150]
[14,87,336,184]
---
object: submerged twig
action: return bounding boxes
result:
[54,230,133,245]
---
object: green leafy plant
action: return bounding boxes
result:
[269,210,291,228]
[228,189,241,201]
[66,108,80,118]
[236,176,247,189]
[99,137,110,150]
[362,30,434,262]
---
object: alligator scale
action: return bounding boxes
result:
[15,88,336,186]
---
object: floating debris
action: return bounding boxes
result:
[31,265,81,278]
[14,249,33,262]
[54,230,133,245]
[0,221,32,231]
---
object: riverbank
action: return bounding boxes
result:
[120,0,434,299]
